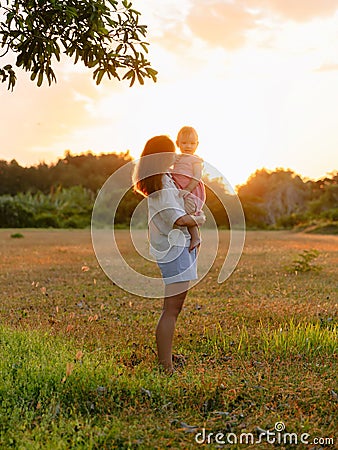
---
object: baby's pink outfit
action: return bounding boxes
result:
[171,154,206,213]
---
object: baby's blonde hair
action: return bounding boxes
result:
[176,126,198,142]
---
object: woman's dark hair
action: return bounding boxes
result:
[133,135,175,197]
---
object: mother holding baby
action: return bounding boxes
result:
[133,134,205,374]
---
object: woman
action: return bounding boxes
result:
[133,135,206,374]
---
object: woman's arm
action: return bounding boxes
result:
[175,213,205,227]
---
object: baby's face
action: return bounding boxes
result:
[177,133,199,154]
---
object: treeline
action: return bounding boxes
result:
[0,150,132,195]
[237,168,337,233]
[0,151,140,228]
[0,152,337,232]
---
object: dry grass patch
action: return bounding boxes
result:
[0,229,337,448]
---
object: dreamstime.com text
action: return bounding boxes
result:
[194,422,335,446]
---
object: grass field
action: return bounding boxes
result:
[0,229,337,449]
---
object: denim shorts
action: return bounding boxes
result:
[157,246,197,285]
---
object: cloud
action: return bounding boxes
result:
[177,0,338,51]
[246,0,338,22]
[187,2,257,49]
[154,22,193,53]
[315,63,338,72]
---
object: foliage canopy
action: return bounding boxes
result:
[0,154,337,230]
[0,0,157,90]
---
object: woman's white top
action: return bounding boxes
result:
[148,174,190,260]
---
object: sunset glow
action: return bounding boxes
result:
[1,0,338,188]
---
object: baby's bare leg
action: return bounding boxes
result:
[188,225,201,252]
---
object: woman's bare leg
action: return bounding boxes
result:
[156,281,189,373]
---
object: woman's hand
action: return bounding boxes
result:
[178,190,188,198]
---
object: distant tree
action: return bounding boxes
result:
[306,172,338,219]
[204,176,231,228]
[0,0,157,90]
[50,150,133,192]
[238,193,268,228]
[0,159,27,194]
[238,168,310,227]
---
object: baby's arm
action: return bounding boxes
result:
[175,213,205,227]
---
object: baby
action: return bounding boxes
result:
[171,126,206,251]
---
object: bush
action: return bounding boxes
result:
[0,187,93,229]
[319,208,338,221]
[0,197,34,227]
[306,223,338,235]
[62,215,91,229]
[276,213,306,229]
[33,212,60,228]
[285,249,322,273]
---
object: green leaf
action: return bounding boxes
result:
[54,42,61,62]
[115,43,123,54]
[8,71,16,91]
[146,67,158,77]
[74,49,80,64]
[37,70,44,87]
[95,68,105,85]
[140,42,149,54]
[137,72,144,85]
[129,72,135,87]
[122,69,133,80]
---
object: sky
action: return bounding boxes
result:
[1,0,338,188]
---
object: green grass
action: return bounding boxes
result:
[1,322,336,449]
[10,233,24,238]
[0,229,337,449]
[198,319,337,358]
